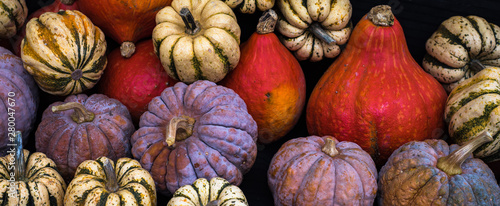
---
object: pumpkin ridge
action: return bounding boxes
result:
[123,182,147,204]
[44,120,72,158]
[195,130,243,168]
[59,11,84,70]
[207,25,240,44]
[447,88,500,120]
[169,37,182,80]
[466,17,486,58]
[35,17,76,72]
[214,181,232,201]
[295,154,326,204]
[202,35,231,72]
[94,121,119,160]
[189,176,205,205]
[448,175,476,204]
[407,169,441,205]
[0,2,19,30]
[22,28,71,75]
[453,102,499,142]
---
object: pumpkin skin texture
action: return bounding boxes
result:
[20,10,107,96]
[268,135,378,206]
[131,80,258,195]
[423,15,500,93]
[224,0,274,14]
[97,39,178,124]
[0,46,38,155]
[35,93,135,182]
[78,0,171,58]
[0,0,28,39]
[152,0,241,83]
[167,177,248,206]
[378,134,500,205]
[219,10,306,144]
[306,5,448,166]
[64,156,157,206]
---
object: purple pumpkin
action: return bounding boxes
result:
[131,80,258,195]
[0,46,38,155]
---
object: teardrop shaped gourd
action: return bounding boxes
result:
[306,5,448,166]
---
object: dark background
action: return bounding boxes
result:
[23,0,500,205]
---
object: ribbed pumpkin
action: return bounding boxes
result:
[224,0,274,14]
[35,93,135,181]
[306,5,448,165]
[21,10,107,96]
[445,65,500,163]
[378,132,500,205]
[152,0,241,83]
[219,9,306,144]
[0,132,66,205]
[131,80,258,195]
[276,0,352,61]
[0,0,28,39]
[268,135,378,205]
[0,46,38,155]
[167,177,248,206]
[77,0,171,58]
[423,15,500,92]
[64,156,156,206]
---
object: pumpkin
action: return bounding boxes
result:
[378,131,500,205]
[97,39,178,124]
[0,0,28,39]
[0,46,38,156]
[64,156,156,206]
[445,65,500,163]
[306,5,448,166]
[21,10,107,96]
[131,80,258,195]
[0,131,66,205]
[167,177,248,206]
[77,0,171,58]
[275,0,352,61]
[152,0,241,83]
[423,15,500,93]
[224,0,273,14]
[35,93,135,182]
[219,9,306,144]
[268,135,378,205]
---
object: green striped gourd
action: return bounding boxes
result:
[167,177,248,206]
[21,10,107,96]
[224,0,274,14]
[423,15,500,93]
[64,156,156,206]
[152,0,240,83]
[445,65,500,162]
[0,0,28,38]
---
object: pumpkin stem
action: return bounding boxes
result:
[103,158,120,193]
[59,0,76,5]
[437,131,493,176]
[309,22,336,45]
[367,5,395,27]
[165,115,196,147]
[14,131,26,181]
[322,137,339,157]
[257,9,278,34]
[120,41,136,58]
[470,59,486,73]
[52,102,95,124]
[180,8,201,35]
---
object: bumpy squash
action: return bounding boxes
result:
[167,177,248,206]
[152,0,241,83]
[423,15,500,92]
[64,156,156,206]
[378,132,500,205]
[131,80,258,195]
[224,0,273,14]
[268,135,378,205]
[21,10,107,96]
[276,0,352,61]
[0,0,28,39]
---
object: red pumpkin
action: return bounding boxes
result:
[219,9,306,144]
[306,5,448,166]
[97,39,178,124]
[77,0,172,58]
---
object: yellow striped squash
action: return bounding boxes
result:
[445,66,500,163]
[167,177,248,206]
[423,15,500,93]
[64,156,156,206]
[20,10,107,96]
[152,0,241,83]
[0,0,27,38]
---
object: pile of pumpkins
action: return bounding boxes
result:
[0,0,500,205]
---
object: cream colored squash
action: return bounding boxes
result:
[0,0,28,38]
[224,0,274,14]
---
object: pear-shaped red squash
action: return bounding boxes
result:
[306,5,448,166]
[219,9,306,144]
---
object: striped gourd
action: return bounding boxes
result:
[0,0,28,38]
[423,15,500,93]
[21,10,107,96]
[224,0,274,14]
[152,0,240,83]
[445,65,500,163]
[64,156,157,206]
[167,177,248,206]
